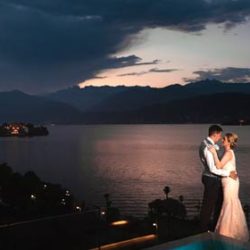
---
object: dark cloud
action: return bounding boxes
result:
[91,76,107,80]
[117,67,178,77]
[103,56,160,69]
[118,72,146,77]
[184,67,250,83]
[0,0,250,92]
[150,68,177,73]
[134,59,160,66]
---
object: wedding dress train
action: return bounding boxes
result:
[215,150,249,242]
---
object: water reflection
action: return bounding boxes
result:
[1,125,250,215]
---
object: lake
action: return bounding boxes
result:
[1,125,250,217]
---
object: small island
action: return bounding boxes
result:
[0,122,49,137]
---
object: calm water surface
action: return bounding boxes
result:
[1,125,250,216]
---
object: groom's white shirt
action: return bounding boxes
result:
[203,137,230,177]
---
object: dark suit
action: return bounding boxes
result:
[199,138,223,232]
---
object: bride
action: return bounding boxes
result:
[209,133,249,242]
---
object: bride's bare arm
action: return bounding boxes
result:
[209,147,233,169]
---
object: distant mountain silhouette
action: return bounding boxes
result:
[46,85,128,112]
[79,92,250,124]
[0,90,83,124]
[137,92,250,124]
[2,80,250,124]
[46,80,250,112]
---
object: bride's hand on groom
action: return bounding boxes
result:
[229,170,238,180]
[208,145,217,154]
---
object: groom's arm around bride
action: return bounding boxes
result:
[199,125,237,232]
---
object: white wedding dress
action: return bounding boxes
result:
[215,150,249,242]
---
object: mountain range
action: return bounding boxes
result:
[0,90,82,124]
[1,79,250,124]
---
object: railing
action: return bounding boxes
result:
[182,198,201,220]
[110,197,250,227]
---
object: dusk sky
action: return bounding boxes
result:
[0,0,250,93]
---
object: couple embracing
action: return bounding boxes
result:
[199,125,249,242]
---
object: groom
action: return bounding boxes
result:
[199,124,237,232]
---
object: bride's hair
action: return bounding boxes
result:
[225,133,238,149]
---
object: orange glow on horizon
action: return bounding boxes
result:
[78,66,192,89]
[79,73,185,88]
